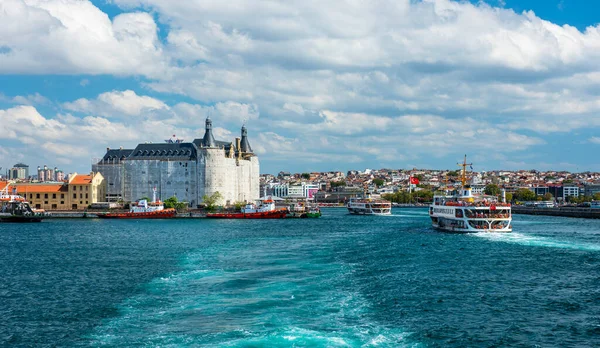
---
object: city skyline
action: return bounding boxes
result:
[2,0,600,174]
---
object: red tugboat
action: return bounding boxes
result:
[206,198,287,219]
[97,188,176,219]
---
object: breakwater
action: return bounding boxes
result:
[512,206,600,219]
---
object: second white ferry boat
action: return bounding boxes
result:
[429,156,512,233]
[347,197,392,215]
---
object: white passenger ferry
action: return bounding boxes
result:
[347,197,392,215]
[429,156,511,233]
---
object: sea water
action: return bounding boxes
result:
[1,208,599,346]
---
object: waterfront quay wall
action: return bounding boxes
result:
[45,211,208,218]
[512,206,600,219]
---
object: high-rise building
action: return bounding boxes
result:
[8,163,29,180]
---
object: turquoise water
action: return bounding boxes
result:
[1,208,600,346]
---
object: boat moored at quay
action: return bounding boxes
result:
[0,186,47,222]
[207,198,288,219]
[287,202,322,218]
[97,188,176,219]
[430,156,512,233]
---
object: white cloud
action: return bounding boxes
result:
[63,90,168,117]
[5,0,600,171]
[0,0,166,76]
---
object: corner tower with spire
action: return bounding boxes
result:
[202,117,217,147]
[240,125,253,154]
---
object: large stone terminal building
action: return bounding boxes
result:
[92,119,259,206]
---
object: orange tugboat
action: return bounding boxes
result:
[206,198,287,219]
[97,188,176,219]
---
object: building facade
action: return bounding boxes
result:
[8,163,29,180]
[93,119,259,206]
[11,172,105,210]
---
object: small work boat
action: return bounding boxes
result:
[97,188,176,219]
[207,199,287,219]
[287,202,322,218]
[0,185,47,222]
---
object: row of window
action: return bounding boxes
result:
[32,193,64,199]
[30,193,88,199]
[37,201,88,207]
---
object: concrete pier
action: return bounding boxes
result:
[512,206,600,219]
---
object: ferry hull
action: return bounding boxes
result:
[347,209,391,216]
[430,205,512,233]
[431,223,512,233]
[97,209,177,219]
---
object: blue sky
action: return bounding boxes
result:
[1,0,600,175]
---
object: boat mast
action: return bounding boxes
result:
[458,154,472,187]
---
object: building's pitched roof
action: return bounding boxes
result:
[129,142,197,160]
[13,184,67,193]
[98,149,134,163]
[70,174,93,185]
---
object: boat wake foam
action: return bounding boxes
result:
[88,244,420,346]
[472,232,600,251]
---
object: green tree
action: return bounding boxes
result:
[542,192,553,201]
[447,170,460,177]
[301,173,311,180]
[514,188,536,202]
[202,191,223,212]
[373,178,385,187]
[330,181,346,188]
[505,193,513,202]
[164,196,188,211]
[484,184,501,196]
[233,201,245,211]
[412,190,433,203]
[593,193,600,201]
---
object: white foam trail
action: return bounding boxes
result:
[472,232,600,251]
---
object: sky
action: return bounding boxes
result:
[1,0,600,175]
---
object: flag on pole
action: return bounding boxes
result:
[410,177,420,185]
